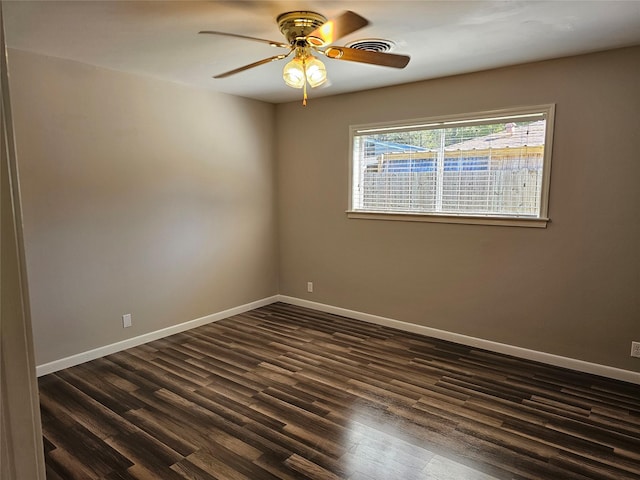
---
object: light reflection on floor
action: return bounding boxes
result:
[423,455,500,480]
[343,411,499,480]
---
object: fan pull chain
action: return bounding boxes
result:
[302,57,308,106]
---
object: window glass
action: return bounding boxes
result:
[350,106,554,226]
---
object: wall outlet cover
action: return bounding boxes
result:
[631,341,640,358]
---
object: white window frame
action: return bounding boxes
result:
[347,104,555,228]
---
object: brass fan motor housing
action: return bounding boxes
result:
[277,11,328,46]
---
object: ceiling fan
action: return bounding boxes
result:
[199,10,410,105]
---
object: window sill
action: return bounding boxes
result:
[346,210,549,228]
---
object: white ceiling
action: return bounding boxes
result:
[4,1,640,104]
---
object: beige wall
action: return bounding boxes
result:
[276,46,640,373]
[8,49,278,365]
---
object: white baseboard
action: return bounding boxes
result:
[37,294,640,385]
[277,295,640,385]
[35,295,279,377]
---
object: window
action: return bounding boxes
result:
[348,105,554,227]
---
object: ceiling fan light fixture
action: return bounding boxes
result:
[282,57,305,88]
[305,56,327,88]
[282,53,327,89]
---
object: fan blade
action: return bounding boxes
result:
[213,51,292,78]
[199,31,289,49]
[324,46,410,68]
[307,11,368,46]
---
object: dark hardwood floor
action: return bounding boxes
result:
[39,302,640,479]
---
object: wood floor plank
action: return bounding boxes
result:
[38,302,640,479]
[46,446,103,480]
[122,408,200,457]
[170,459,220,480]
[42,410,133,478]
[284,453,343,480]
[252,453,305,480]
[103,430,184,479]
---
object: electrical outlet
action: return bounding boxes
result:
[122,313,132,328]
[631,342,640,358]
[307,282,313,293]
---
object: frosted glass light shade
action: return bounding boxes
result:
[283,58,305,88]
[305,56,327,88]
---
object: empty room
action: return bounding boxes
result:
[1,1,639,479]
